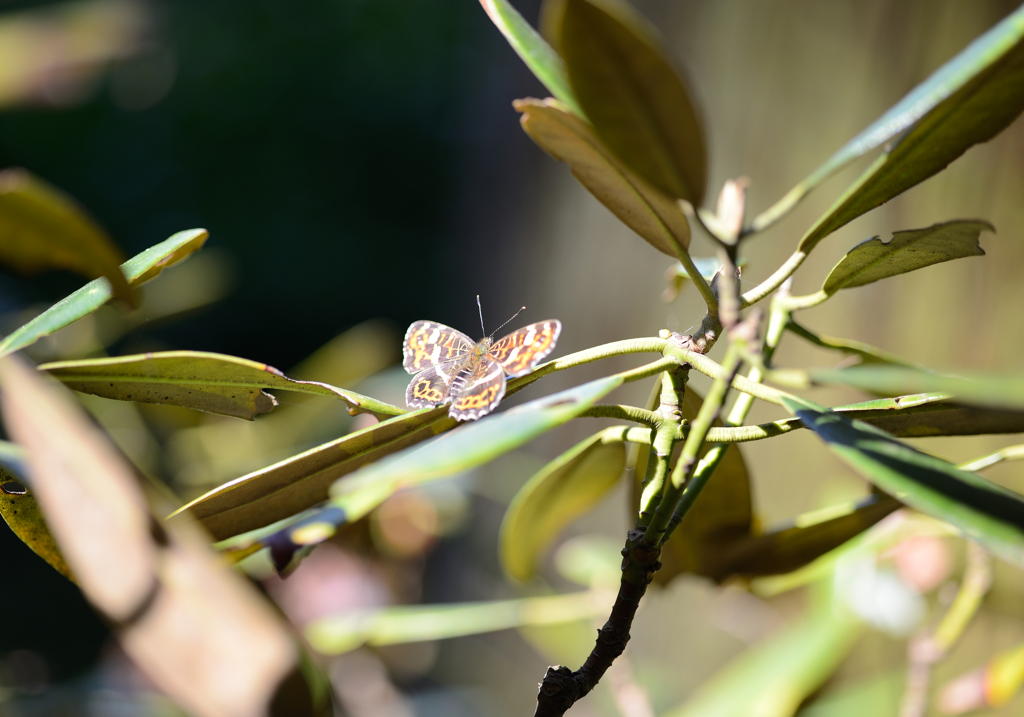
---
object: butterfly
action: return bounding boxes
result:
[403,308,561,421]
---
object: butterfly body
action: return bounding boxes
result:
[403,319,561,421]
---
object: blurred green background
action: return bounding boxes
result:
[1,0,1023,715]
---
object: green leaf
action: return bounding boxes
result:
[515,98,690,257]
[805,365,1024,412]
[797,6,1024,251]
[782,395,1024,567]
[173,406,457,541]
[304,590,605,655]
[227,375,624,571]
[0,168,134,306]
[821,220,990,294]
[479,0,582,115]
[500,430,627,582]
[753,5,1024,234]
[0,469,73,581]
[0,228,208,357]
[549,0,706,202]
[664,589,862,717]
[838,393,1024,438]
[39,350,403,421]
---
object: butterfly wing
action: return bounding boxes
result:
[403,321,474,374]
[449,356,506,421]
[406,361,458,409]
[489,320,561,377]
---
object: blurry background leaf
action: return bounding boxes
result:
[785,396,1024,567]
[664,586,863,717]
[515,97,690,256]
[798,5,1024,250]
[820,220,990,294]
[305,591,607,656]
[0,354,319,717]
[715,494,901,580]
[0,0,153,110]
[0,168,134,305]
[0,469,73,581]
[547,0,706,202]
[785,321,924,368]
[805,365,1024,412]
[500,428,626,582]
[0,228,207,357]
[39,350,403,420]
[480,0,581,115]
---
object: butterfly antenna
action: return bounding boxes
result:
[491,305,526,338]
[477,295,486,337]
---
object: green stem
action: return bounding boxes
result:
[958,444,1024,472]
[740,250,807,307]
[578,405,661,426]
[662,343,789,405]
[664,297,791,543]
[776,289,829,311]
[644,342,744,548]
[675,248,718,312]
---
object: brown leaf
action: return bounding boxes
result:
[516,97,690,257]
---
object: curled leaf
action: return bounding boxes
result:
[0,228,208,357]
[516,97,690,256]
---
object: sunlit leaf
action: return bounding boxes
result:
[227,375,624,572]
[663,588,862,717]
[805,365,1024,412]
[548,0,706,202]
[0,469,73,580]
[753,4,1024,233]
[0,355,318,717]
[479,0,582,115]
[821,220,990,294]
[798,7,1024,251]
[500,429,627,582]
[0,168,134,305]
[173,406,456,541]
[40,350,403,421]
[305,591,606,656]
[839,393,1024,437]
[783,395,1024,567]
[0,228,208,357]
[515,97,690,256]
